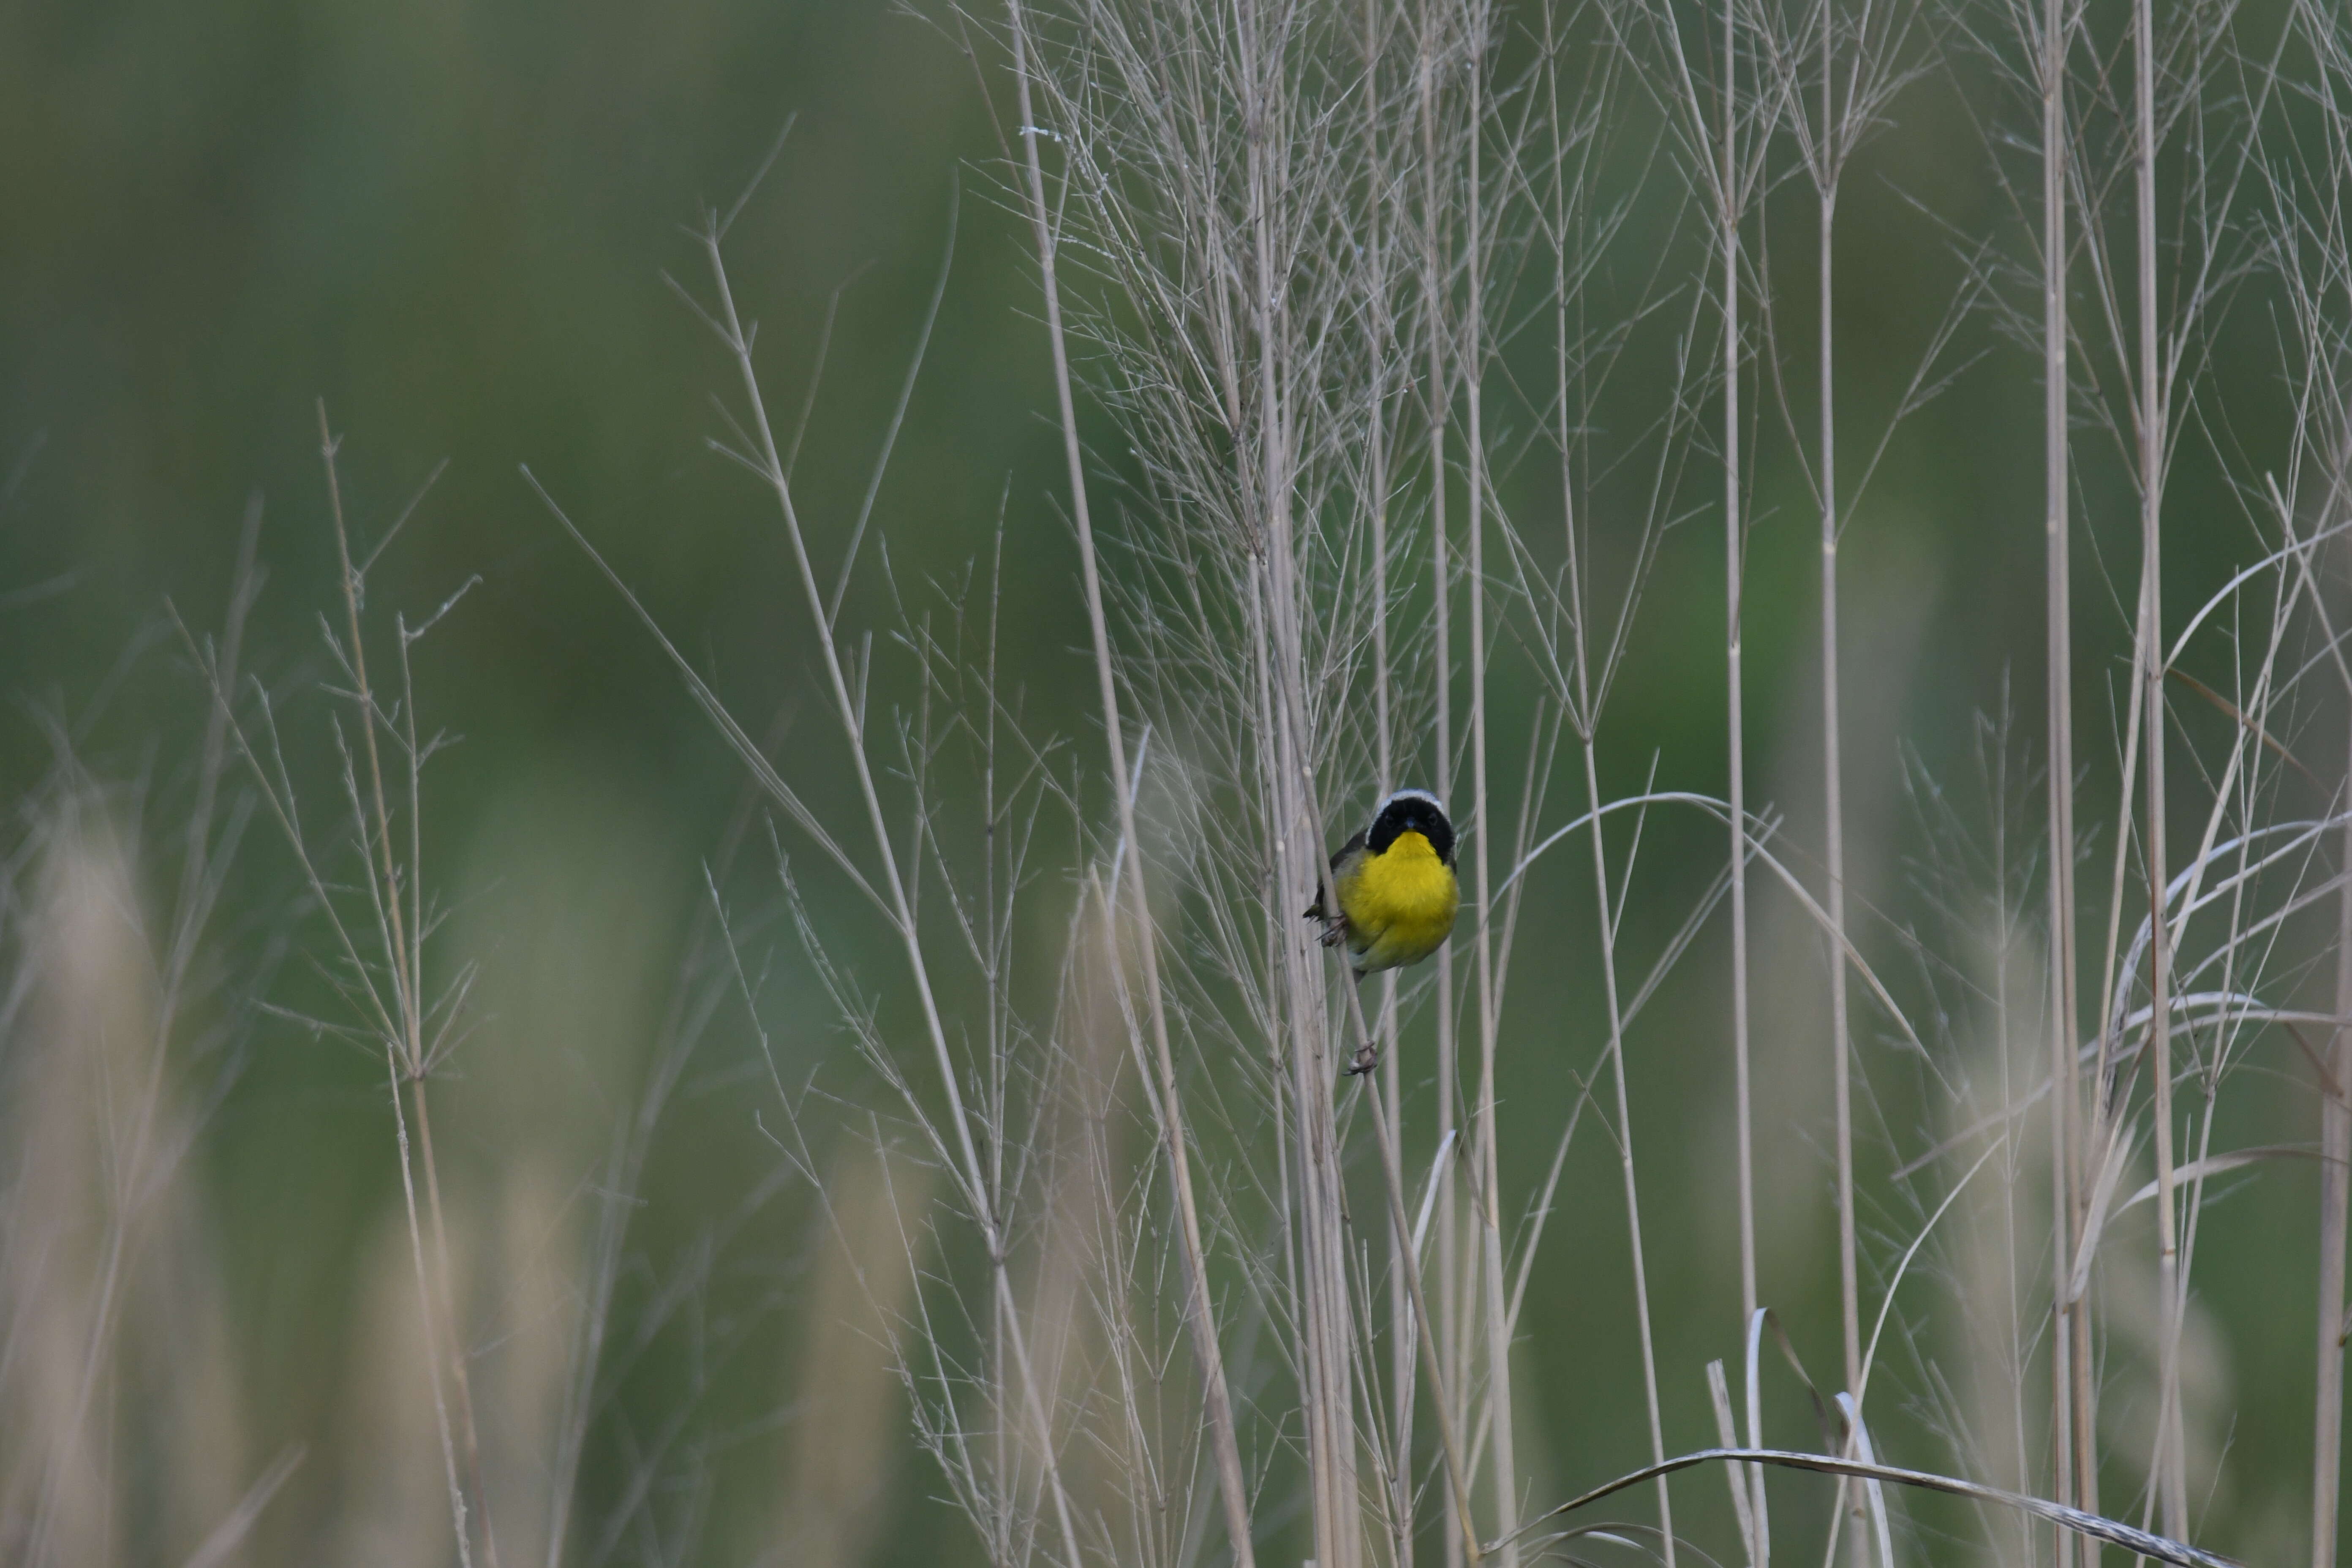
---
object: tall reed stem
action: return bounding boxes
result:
[1584,739,1676,1564]
[689,229,1090,1568]
[1460,8,1522,1560]
[2131,0,2187,1533]
[2039,0,2081,1549]
[1807,7,1870,1548]
[1813,0,1860,1460]
[1265,558,1367,1568]
[1358,6,1415,1554]
[2320,708,2352,1568]
[1004,10,1258,1563]
[1338,982,1486,1568]
[320,406,496,1568]
[1720,0,1759,1544]
[1236,4,1365,1555]
[1419,5,1466,1559]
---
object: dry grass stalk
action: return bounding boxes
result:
[546,196,1102,1561]
[1616,0,1783,1544]
[1755,0,1931,1542]
[2126,0,2189,1532]
[1760,0,1927,1497]
[2265,5,2352,1553]
[182,415,493,1567]
[1004,3,1259,1559]
[2030,0,2082,1539]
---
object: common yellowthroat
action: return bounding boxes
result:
[1304,789,1461,979]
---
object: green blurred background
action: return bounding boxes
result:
[0,0,2331,1562]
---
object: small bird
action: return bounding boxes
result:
[1306,790,1461,1075]
[1304,786,1461,977]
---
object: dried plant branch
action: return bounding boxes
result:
[1505,1449,2244,1568]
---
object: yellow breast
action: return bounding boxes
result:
[1335,831,1460,974]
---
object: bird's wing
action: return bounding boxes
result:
[1303,830,1367,920]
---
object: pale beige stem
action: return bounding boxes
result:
[319,403,494,1568]
[1459,10,1522,1561]
[1236,6,1364,1547]
[2039,0,2080,1548]
[1817,74,1860,1487]
[2318,718,2352,1568]
[1340,984,1485,1568]
[2132,0,2187,1532]
[1364,0,1413,1541]
[1418,16,1467,1562]
[1722,0,1754,1548]
[695,228,1089,1568]
[1004,8,1257,1563]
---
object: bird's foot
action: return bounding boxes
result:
[1344,1040,1380,1078]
